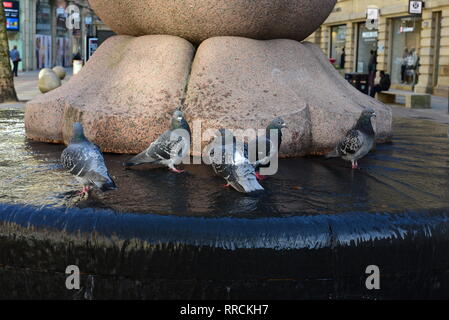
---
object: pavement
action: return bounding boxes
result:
[1,69,448,125]
[0,68,73,110]
[389,93,449,125]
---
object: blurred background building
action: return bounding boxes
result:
[3,0,113,72]
[306,0,449,97]
[4,0,448,98]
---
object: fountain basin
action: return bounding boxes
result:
[2,108,449,299]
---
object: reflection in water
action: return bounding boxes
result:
[1,108,449,217]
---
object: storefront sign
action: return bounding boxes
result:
[409,1,424,15]
[3,1,20,31]
[366,8,379,20]
[400,26,415,33]
[362,31,378,39]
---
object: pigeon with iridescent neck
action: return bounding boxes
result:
[209,129,264,193]
[124,109,191,173]
[246,117,287,180]
[61,122,117,195]
[326,109,376,169]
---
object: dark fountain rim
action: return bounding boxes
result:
[1,203,449,250]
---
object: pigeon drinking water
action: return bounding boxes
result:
[124,110,191,173]
[246,117,287,180]
[326,109,377,169]
[209,129,264,193]
[61,122,117,195]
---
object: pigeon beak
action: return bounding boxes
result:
[282,123,288,129]
[372,113,377,118]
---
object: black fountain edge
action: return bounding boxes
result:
[1,203,449,299]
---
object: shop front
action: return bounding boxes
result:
[390,16,422,89]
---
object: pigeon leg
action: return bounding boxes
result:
[169,166,185,174]
[77,186,92,196]
[351,161,359,170]
[255,173,266,181]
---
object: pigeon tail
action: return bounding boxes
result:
[325,149,340,159]
[124,152,157,167]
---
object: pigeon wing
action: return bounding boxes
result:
[61,142,114,189]
[339,129,365,156]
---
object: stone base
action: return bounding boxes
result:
[25,35,392,156]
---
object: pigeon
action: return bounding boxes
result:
[326,109,377,169]
[209,129,264,193]
[246,117,287,180]
[124,110,191,173]
[61,122,117,195]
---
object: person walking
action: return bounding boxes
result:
[370,71,391,98]
[9,45,21,77]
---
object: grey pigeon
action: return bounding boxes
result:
[61,122,117,194]
[209,129,264,193]
[326,109,377,169]
[124,110,191,173]
[246,117,287,180]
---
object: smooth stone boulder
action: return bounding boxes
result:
[52,66,66,80]
[88,0,337,44]
[38,68,61,93]
[25,35,393,156]
[184,37,392,157]
[25,35,195,151]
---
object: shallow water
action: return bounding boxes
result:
[1,108,449,217]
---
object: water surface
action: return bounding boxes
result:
[1,108,449,217]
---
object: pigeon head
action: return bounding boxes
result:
[267,117,287,130]
[361,109,377,119]
[355,108,376,133]
[171,110,191,133]
[71,122,87,143]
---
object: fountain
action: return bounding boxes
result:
[24,0,392,155]
[1,1,448,299]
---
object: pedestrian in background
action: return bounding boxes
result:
[401,48,409,83]
[368,50,377,88]
[370,70,391,98]
[9,45,21,77]
[340,47,346,70]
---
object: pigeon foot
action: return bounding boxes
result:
[351,162,359,170]
[170,167,185,174]
[255,173,266,181]
[77,186,92,196]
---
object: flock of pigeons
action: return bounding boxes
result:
[61,108,377,195]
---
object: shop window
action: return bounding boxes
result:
[330,25,347,69]
[391,17,422,86]
[356,23,378,74]
[36,0,52,35]
[36,0,52,69]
